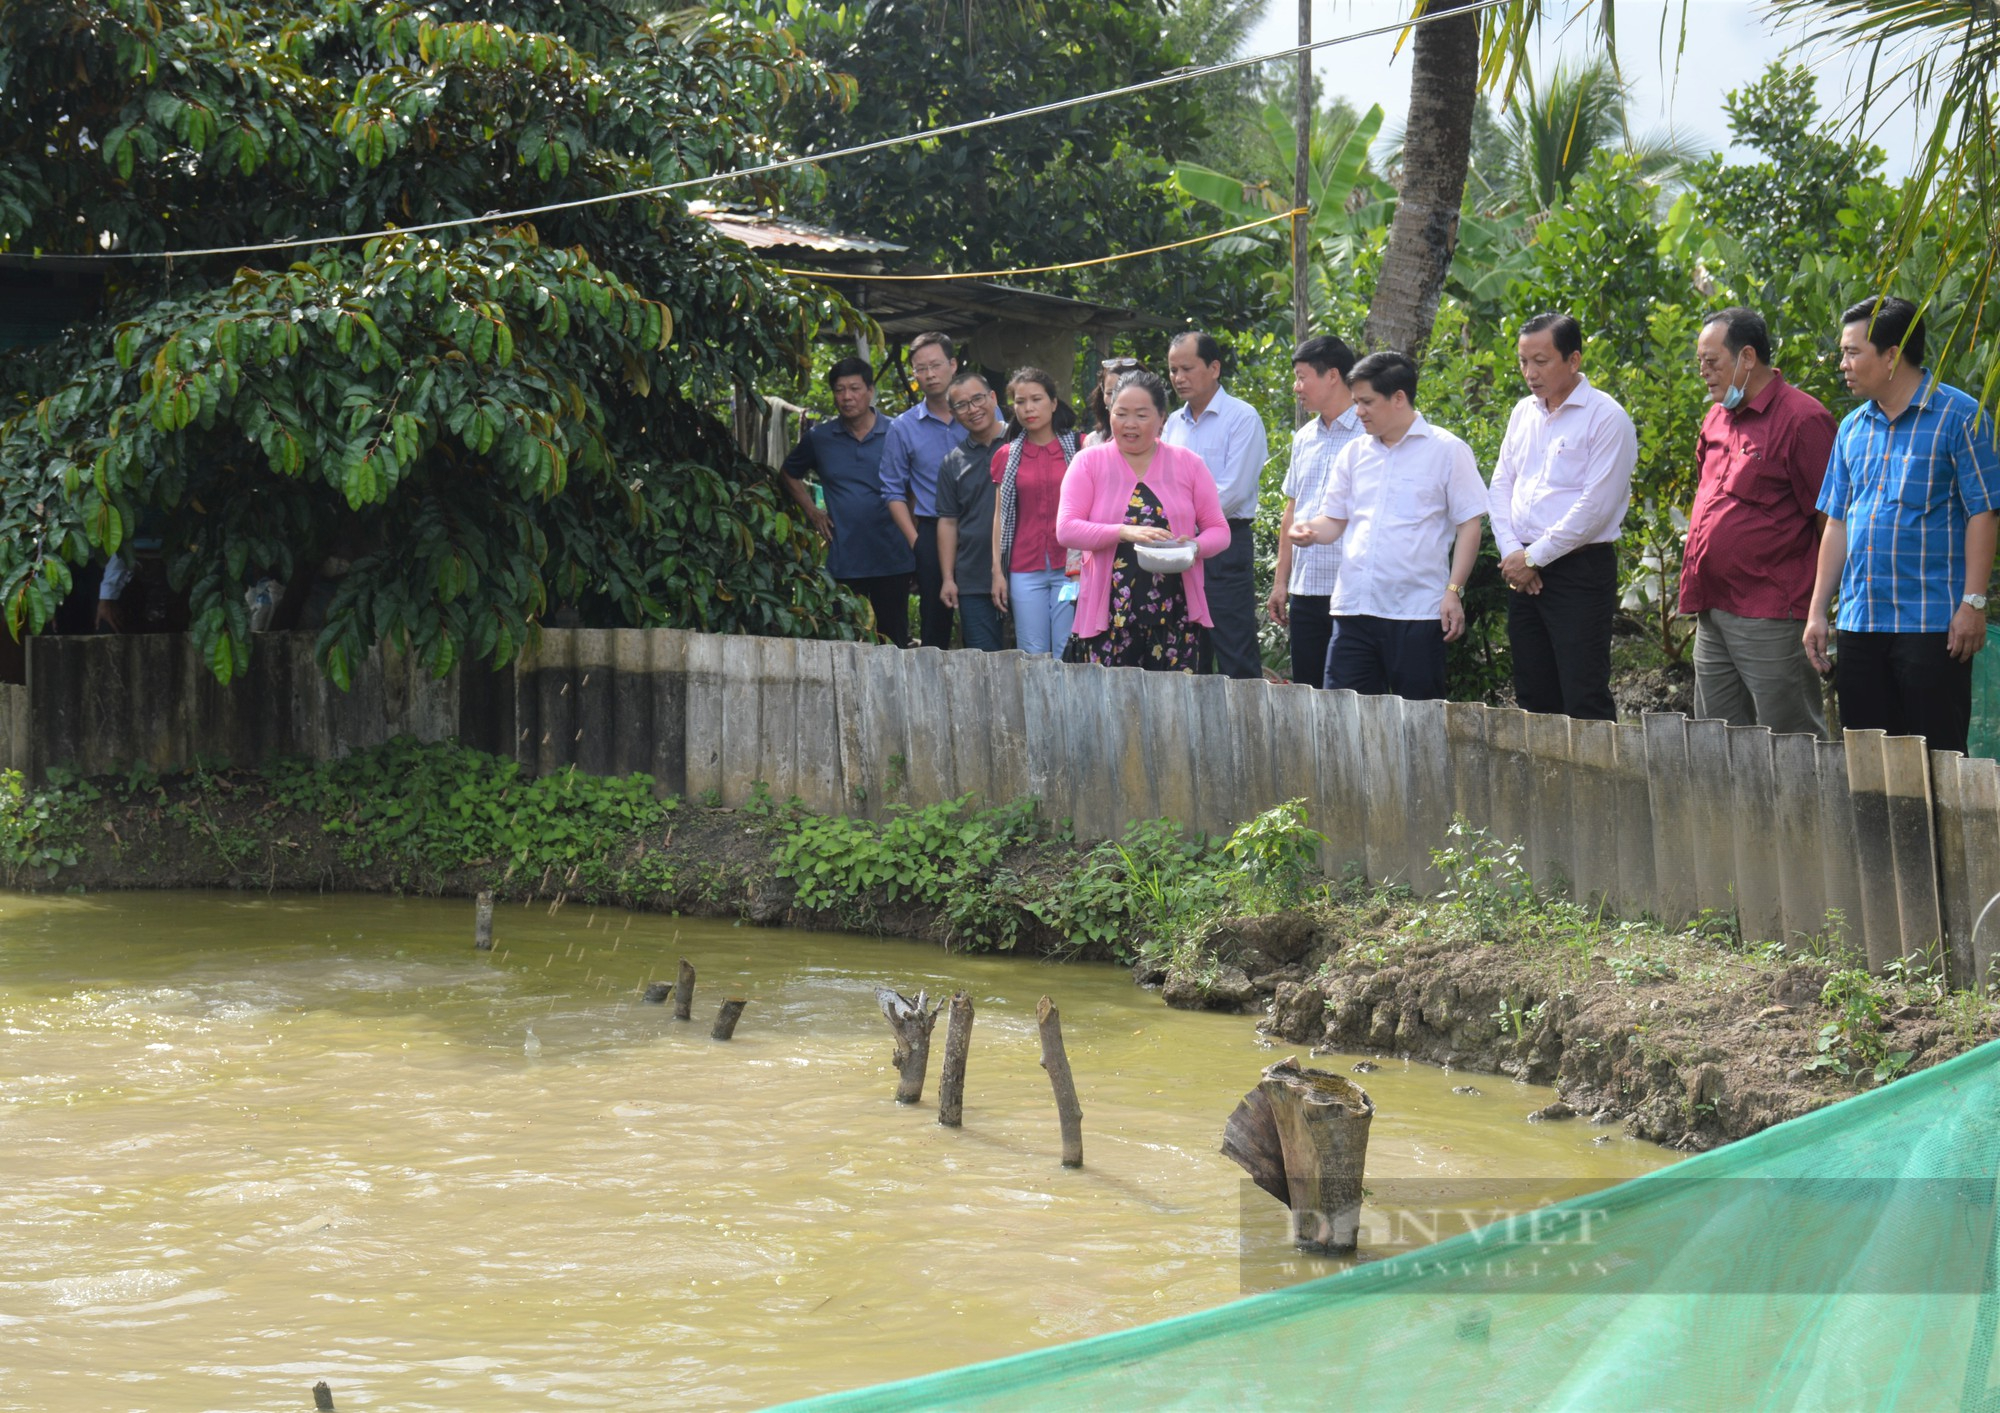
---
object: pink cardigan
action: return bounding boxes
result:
[1056,440,1232,637]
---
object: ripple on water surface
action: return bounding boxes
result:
[0,891,1675,1410]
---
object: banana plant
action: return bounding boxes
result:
[1172,102,1394,297]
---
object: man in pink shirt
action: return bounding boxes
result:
[1679,307,1836,737]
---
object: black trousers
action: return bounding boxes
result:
[912,515,954,650]
[1508,542,1617,720]
[1203,518,1262,679]
[1288,593,1335,688]
[1835,630,1974,754]
[1327,614,1447,699]
[836,573,912,647]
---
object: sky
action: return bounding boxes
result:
[1240,0,1936,178]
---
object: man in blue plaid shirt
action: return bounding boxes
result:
[1804,297,2000,754]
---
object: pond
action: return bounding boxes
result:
[0,893,1675,1410]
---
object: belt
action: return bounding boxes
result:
[1226,517,1255,528]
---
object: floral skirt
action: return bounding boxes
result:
[1061,480,1203,672]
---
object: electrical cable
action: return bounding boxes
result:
[778,207,1308,282]
[16,0,1508,264]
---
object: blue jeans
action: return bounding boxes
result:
[1009,567,1075,657]
[958,594,1003,651]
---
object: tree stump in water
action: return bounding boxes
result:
[875,987,942,1103]
[672,959,695,1021]
[1036,995,1083,1167]
[1222,1057,1373,1252]
[641,982,671,1004]
[473,891,494,951]
[711,998,747,1040]
[937,991,974,1128]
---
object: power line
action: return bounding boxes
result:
[780,208,1308,282]
[18,0,1508,264]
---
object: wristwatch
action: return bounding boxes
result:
[1446,583,1464,597]
[1966,593,1990,611]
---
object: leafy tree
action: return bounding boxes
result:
[0,0,870,685]
[1492,57,1698,213]
[733,0,1266,323]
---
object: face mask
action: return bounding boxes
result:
[1719,351,1750,410]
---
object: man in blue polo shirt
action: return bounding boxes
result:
[1804,296,2000,754]
[881,331,970,650]
[783,356,913,645]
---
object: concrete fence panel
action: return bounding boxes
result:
[1567,717,1621,913]
[1015,656,1073,826]
[1145,669,1202,834]
[1524,711,1575,897]
[1814,737,1870,964]
[0,683,26,774]
[1443,701,1492,840]
[1484,707,1534,868]
[899,647,956,810]
[1402,698,1451,893]
[1939,753,2000,985]
[1227,678,1281,832]
[681,632,727,806]
[1683,718,1738,919]
[1189,673,1242,840]
[1357,693,1411,886]
[1727,726,1785,946]
[1611,722,1656,911]
[1317,688,1368,877]
[1771,731,1827,949]
[753,636,801,805]
[1101,667,1156,831]
[1642,714,1698,926]
[1881,734,1944,964]
[1842,730,1901,970]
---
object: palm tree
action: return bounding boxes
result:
[1496,57,1700,213]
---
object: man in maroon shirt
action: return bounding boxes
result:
[1678,307,1837,737]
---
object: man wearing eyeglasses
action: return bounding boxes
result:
[935,373,1010,650]
[1679,307,1836,737]
[881,331,971,649]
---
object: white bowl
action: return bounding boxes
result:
[1134,541,1197,575]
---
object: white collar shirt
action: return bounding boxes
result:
[1281,405,1364,595]
[1161,384,1270,520]
[1312,414,1488,620]
[1487,373,1637,566]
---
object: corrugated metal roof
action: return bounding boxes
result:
[687,201,905,255]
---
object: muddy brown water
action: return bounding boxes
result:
[0,893,1676,1410]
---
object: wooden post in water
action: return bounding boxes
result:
[672,959,695,1021]
[1036,995,1083,1167]
[875,987,942,1103]
[642,981,671,1004]
[473,891,494,951]
[937,991,974,1127]
[313,1382,335,1410]
[1222,1057,1374,1252]
[711,998,747,1040]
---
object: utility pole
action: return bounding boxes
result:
[1293,0,1313,426]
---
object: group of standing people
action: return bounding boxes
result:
[784,294,1998,755]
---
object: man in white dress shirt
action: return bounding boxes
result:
[1268,335,1365,687]
[1488,312,1637,720]
[1163,330,1270,679]
[1286,351,1487,700]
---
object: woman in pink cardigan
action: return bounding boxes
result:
[1056,371,1231,671]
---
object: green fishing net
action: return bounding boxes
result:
[1972,624,2000,761]
[781,1038,2000,1411]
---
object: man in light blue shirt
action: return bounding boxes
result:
[880,331,970,649]
[1268,335,1365,687]
[1163,330,1270,679]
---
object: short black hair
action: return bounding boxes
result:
[910,331,956,362]
[1170,330,1224,367]
[1519,312,1584,359]
[826,356,874,390]
[1349,351,1418,406]
[1112,369,1171,418]
[1292,335,1356,379]
[947,370,990,392]
[1841,296,1925,364]
[1702,307,1771,365]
